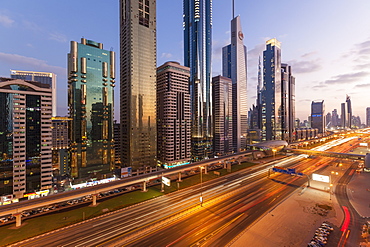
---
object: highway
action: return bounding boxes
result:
[8,133,369,246]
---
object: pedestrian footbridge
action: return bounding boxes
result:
[284,148,365,160]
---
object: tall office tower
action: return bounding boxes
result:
[366,107,370,127]
[281,63,295,143]
[222,14,248,152]
[120,0,157,168]
[68,38,115,180]
[51,117,71,176]
[10,70,57,117]
[326,112,332,129]
[0,77,52,198]
[256,56,262,130]
[261,38,282,141]
[341,103,346,128]
[184,0,213,161]
[157,62,191,168]
[332,109,339,127]
[113,120,121,166]
[311,100,325,134]
[212,75,233,156]
[346,95,352,129]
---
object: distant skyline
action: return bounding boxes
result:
[1,0,370,122]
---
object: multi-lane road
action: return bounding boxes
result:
[8,133,369,246]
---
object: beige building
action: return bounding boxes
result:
[157,62,191,168]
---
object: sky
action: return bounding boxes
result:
[1,0,370,122]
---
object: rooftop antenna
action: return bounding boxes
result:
[232,0,235,18]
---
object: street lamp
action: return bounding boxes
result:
[199,166,203,207]
[272,149,277,159]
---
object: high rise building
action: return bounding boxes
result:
[157,62,191,168]
[346,95,352,129]
[281,63,295,142]
[120,0,157,169]
[341,103,346,128]
[326,112,332,129]
[311,100,325,134]
[0,77,53,198]
[68,38,115,180]
[261,38,282,141]
[51,117,71,176]
[10,70,57,117]
[183,0,213,161]
[222,14,248,152]
[113,120,121,166]
[332,109,339,127]
[366,107,370,127]
[212,75,233,156]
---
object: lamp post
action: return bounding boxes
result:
[199,166,203,207]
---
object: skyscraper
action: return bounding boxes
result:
[10,70,57,116]
[120,0,157,169]
[311,100,325,134]
[366,107,370,127]
[332,109,339,127]
[157,62,191,168]
[346,95,352,129]
[281,63,295,142]
[0,77,53,198]
[341,103,346,128]
[212,75,233,155]
[68,38,115,180]
[261,38,282,141]
[183,0,213,161]
[222,14,248,152]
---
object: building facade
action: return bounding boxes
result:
[51,117,71,176]
[212,75,233,156]
[0,78,53,198]
[366,107,370,127]
[113,120,121,166]
[10,70,57,117]
[341,103,346,128]
[346,95,352,129]
[183,0,213,161]
[261,38,282,141]
[68,38,115,180]
[157,62,191,168]
[311,100,325,134]
[222,15,248,152]
[281,63,295,142]
[120,0,157,169]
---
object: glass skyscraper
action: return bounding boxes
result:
[311,100,325,134]
[120,0,157,169]
[10,70,57,117]
[261,38,282,141]
[183,0,213,161]
[222,15,248,152]
[68,38,115,180]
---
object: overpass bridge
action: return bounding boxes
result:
[0,150,256,226]
[284,148,365,160]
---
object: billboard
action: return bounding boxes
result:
[162,176,170,186]
[121,167,132,178]
[312,173,330,183]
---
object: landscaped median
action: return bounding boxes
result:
[0,161,256,246]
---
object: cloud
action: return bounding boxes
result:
[312,84,327,90]
[355,83,370,88]
[22,20,43,32]
[49,32,67,43]
[287,59,322,74]
[161,53,173,59]
[301,51,318,58]
[341,39,370,71]
[0,52,66,76]
[0,14,14,27]
[324,71,370,85]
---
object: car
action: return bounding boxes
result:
[66,200,74,205]
[0,218,8,223]
[21,211,30,217]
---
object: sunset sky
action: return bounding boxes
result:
[1,0,370,122]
